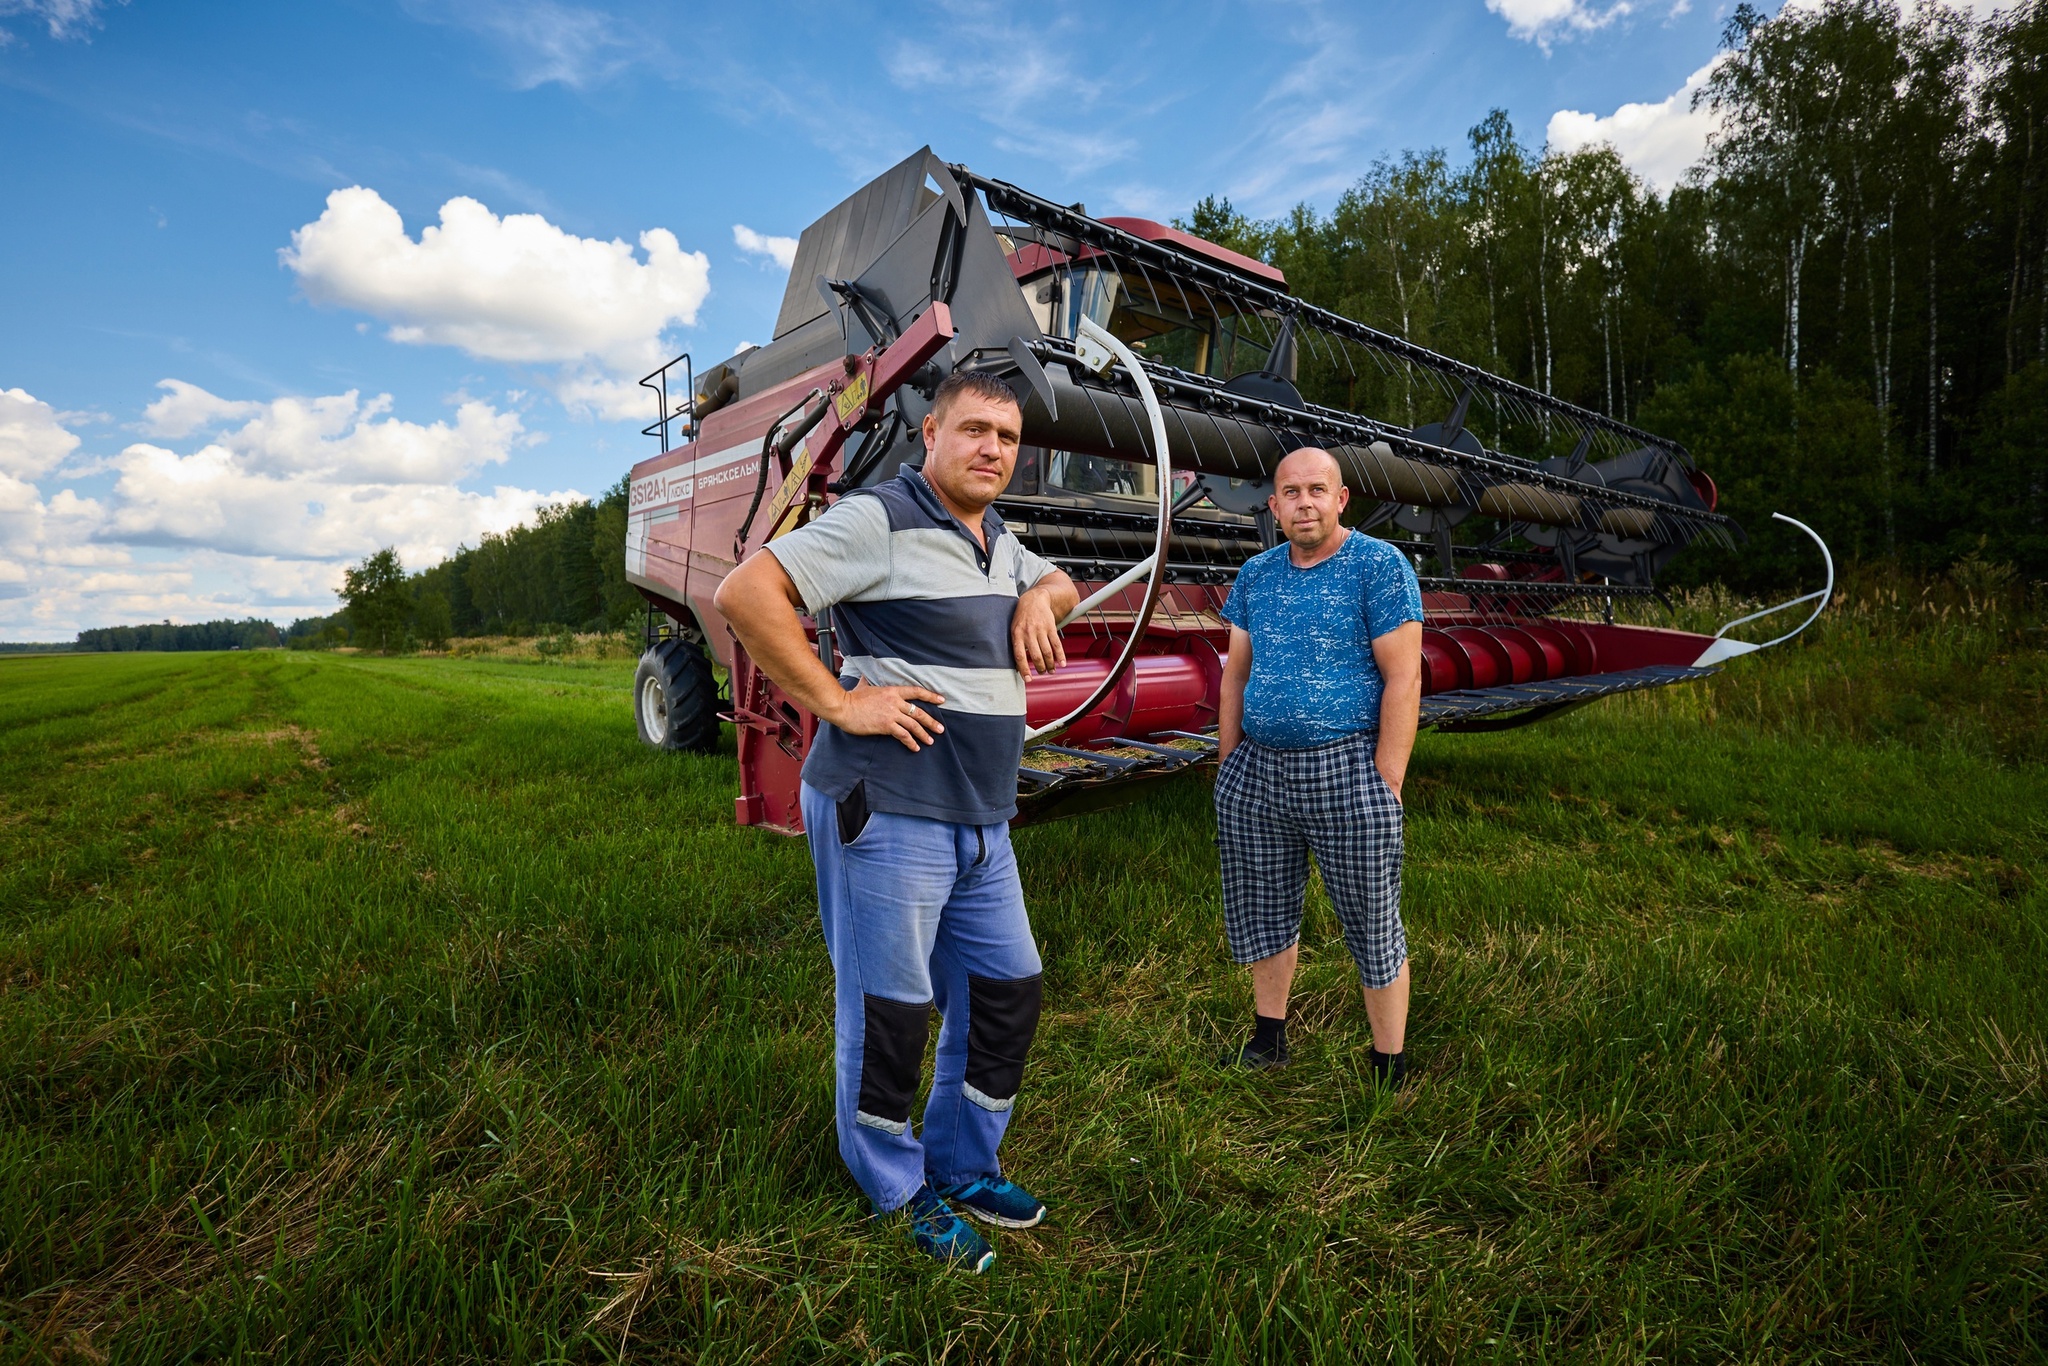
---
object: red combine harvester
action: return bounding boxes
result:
[623,150,1830,834]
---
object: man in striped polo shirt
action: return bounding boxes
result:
[715,372,1078,1273]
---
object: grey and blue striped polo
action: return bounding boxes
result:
[766,468,1059,825]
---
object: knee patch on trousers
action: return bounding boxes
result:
[963,974,1042,1113]
[856,994,931,1134]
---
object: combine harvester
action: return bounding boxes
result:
[622,150,1830,833]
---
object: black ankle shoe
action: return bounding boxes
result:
[1224,1037,1290,1070]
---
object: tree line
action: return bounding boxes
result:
[70,483,637,655]
[1182,0,2048,589]
[301,479,637,651]
[77,619,283,652]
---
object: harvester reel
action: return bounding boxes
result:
[1024,315,1174,746]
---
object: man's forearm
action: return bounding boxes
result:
[729,602,853,725]
[1218,692,1245,759]
[1374,677,1420,792]
[717,559,853,727]
[1218,629,1252,759]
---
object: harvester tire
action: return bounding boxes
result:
[634,637,719,754]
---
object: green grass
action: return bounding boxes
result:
[1,599,2043,1362]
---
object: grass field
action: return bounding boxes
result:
[2,586,2044,1362]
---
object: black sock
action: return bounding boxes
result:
[1250,1013,1288,1058]
[1370,1047,1407,1088]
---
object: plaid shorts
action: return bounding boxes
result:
[1213,729,1408,988]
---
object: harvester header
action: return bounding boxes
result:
[620,148,1827,834]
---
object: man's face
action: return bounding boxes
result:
[1268,449,1350,552]
[921,394,1022,515]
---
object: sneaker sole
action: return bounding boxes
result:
[969,1248,996,1273]
[956,1203,1045,1230]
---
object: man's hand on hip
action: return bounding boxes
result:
[825,681,948,752]
[1011,583,1069,678]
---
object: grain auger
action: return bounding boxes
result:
[620,148,1830,834]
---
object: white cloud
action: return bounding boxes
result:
[405,0,654,90]
[139,377,263,438]
[1216,7,1396,211]
[1547,58,1722,190]
[1489,0,1633,47]
[733,223,798,271]
[0,383,577,639]
[883,12,1133,173]
[553,367,653,424]
[0,0,112,42]
[0,387,81,479]
[105,387,546,559]
[282,187,710,375]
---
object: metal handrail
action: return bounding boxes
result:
[640,352,694,450]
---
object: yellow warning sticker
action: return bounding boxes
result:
[762,442,817,540]
[834,371,871,425]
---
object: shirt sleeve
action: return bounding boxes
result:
[1220,564,1251,630]
[1011,541,1059,592]
[764,495,892,615]
[1365,545,1425,639]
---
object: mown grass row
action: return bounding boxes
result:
[0,607,2042,1361]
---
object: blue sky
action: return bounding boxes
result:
[0,0,1774,639]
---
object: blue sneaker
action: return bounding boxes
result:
[904,1186,995,1273]
[933,1176,1047,1229]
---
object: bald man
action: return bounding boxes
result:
[1213,447,1425,1085]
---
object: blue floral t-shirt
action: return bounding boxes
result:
[1221,531,1425,749]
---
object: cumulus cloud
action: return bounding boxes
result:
[139,377,264,438]
[1489,0,1633,46]
[0,383,577,639]
[0,387,81,479]
[1543,0,2009,196]
[733,223,798,271]
[282,187,710,375]
[552,368,654,424]
[104,384,547,560]
[1547,58,1721,190]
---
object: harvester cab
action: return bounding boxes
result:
[623,148,1830,835]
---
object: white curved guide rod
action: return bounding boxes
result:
[1691,513,1834,667]
[1024,316,1175,744]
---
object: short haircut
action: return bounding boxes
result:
[931,370,1021,421]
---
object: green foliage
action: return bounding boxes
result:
[591,476,639,629]
[1640,355,1889,591]
[1176,195,1274,263]
[74,618,282,652]
[1164,0,2048,579]
[341,548,411,654]
[416,498,620,638]
[283,613,348,650]
[413,590,453,651]
[1959,363,2048,570]
[0,602,2042,1357]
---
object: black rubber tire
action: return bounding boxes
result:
[634,637,720,753]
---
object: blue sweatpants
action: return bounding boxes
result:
[800,782,1044,1214]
